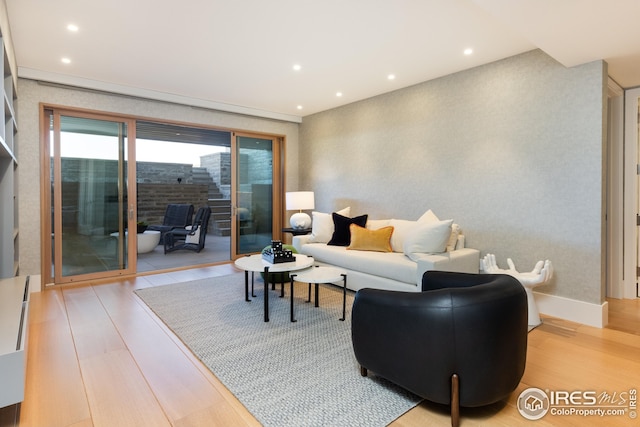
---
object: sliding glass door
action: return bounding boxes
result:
[47,110,136,283]
[233,133,283,257]
[43,107,285,284]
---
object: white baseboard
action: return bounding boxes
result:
[533,291,608,328]
[28,275,41,293]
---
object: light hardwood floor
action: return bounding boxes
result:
[2,264,639,427]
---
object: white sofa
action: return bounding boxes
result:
[291,209,480,293]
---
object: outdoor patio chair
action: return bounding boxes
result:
[147,203,194,242]
[163,206,211,253]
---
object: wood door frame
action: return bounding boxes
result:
[623,87,640,298]
[606,78,624,299]
[231,131,284,259]
[41,105,138,285]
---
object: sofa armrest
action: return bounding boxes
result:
[292,234,311,253]
[415,248,480,285]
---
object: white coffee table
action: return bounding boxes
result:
[234,253,314,322]
[290,266,348,322]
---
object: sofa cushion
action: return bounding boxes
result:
[300,242,418,284]
[403,219,453,261]
[388,211,439,252]
[366,219,391,230]
[419,209,459,252]
[389,219,419,252]
[348,224,393,252]
[389,211,457,253]
[308,207,350,243]
[328,213,368,246]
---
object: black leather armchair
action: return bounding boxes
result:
[351,271,528,427]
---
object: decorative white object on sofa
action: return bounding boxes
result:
[481,253,553,327]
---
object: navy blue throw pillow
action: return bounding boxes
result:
[327,213,368,246]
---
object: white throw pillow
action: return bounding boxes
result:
[389,219,418,252]
[418,209,440,224]
[418,209,461,252]
[403,219,454,261]
[388,210,439,251]
[308,207,350,243]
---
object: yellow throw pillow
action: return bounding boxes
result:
[348,224,394,252]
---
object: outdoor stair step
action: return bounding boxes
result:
[214,220,231,236]
[215,228,231,236]
[208,198,231,206]
[206,197,232,235]
[211,207,230,215]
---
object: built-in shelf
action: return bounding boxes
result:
[0,30,19,280]
[0,136,15,161]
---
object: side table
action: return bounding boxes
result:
[282,227,312,236]
[234,253,314,322]
[290,266,348,322]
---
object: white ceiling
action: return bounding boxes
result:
[6,0,640,122]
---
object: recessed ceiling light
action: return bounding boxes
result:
[464,48,473,55]
[67,24,79,32]
[297,105,303,110]
[387,74,396,80]
[61,57,71,64]
[293,64,301,71]
[336,92,342,97]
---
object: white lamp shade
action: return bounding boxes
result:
[286,191,315,211]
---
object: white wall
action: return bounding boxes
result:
[17,79,300,276]
[299,49,607,306]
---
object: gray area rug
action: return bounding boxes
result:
[135,273,421,427]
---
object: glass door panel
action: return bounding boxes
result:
[51,113,135,283]
[134,121,233,271]
[234,135,278,255]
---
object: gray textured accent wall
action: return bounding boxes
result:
[17,78,300,277]
[299,50,607,305]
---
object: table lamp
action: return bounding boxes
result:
[286,191,315,229]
